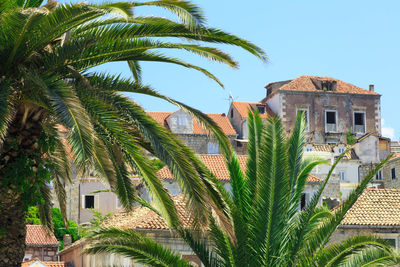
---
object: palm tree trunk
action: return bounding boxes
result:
[0,104,45,266]
[0,188,27,266]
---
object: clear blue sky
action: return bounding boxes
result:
[71,0,400,139]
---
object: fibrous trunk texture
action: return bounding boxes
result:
[0,105,44,266]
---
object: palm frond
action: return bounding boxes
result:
[127,60,142,82]
[133,0,205,30]
[302,155,393,263]
[315,235,393,267]
[86,227,193,267]
[37,183,54,231]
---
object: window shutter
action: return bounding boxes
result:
[94,195,99,210]
[81,195,85,209]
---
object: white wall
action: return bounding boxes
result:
[266,93,281,116]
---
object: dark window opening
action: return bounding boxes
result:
[326,111,336,124]
[376,170,382,180]
[392,168,396,179]
[230,109,234,118]
[236,141,242,147]
[85,195,95,209]
[321,81,336,91]
[354,113,364,126]
[383,238,397,248]
[301,194,306,210]
[257,105,266,114]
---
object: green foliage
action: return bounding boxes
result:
[25,206,81,249]
[87,113,400,266]
[1,0,266,263]
[346,130,357,145]
[1,133,56,209]
[151,158,165,171]
[88,209,114,228]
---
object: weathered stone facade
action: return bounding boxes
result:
[376,156,400,189]
[265,91,381,144]
[177,134,235,154]
[330,226,400,248]
[24,246,58,262]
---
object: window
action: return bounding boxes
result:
[178,116,187,126]
[354,111,366,134]
[257,105,266,114]
[84,195,95,209]
[208,142,219,154]
[321,81,336,91]
[339,171,345,182]
[306,147,313,152]
[326,111,336,123]
[381,237,398,248]
[376,170,382,180]
[392,168,396,179]
[338,146,345,154]
[116,198,123,209]
[325,110,337,132]
[230,109,234,118]
[297,108,309,131]
[301,194,307,210]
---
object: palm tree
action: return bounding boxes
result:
[87,112,399,266]
[0,0,266,265]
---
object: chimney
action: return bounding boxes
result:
[369,84,374,92]
[63,234,72,247]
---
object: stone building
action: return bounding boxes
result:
[148,109,237,154]
[262,75,381,144]
[56,173,141,224]
[24,225,59,262]
[373,153,400,189]
[331,188,400,249]
[157,154,322,209]
[58,195,204,267]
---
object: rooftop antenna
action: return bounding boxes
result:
[225,91,238,105]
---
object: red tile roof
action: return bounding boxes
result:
[231,101,274,119]
[341,189,400,226]
[25,225,59,247]
[157,154,321,183]
[21,259,66,267]
[102,194,190,230]
[266,75,379,96]
[147,111,171,127]
[147,110,236,135]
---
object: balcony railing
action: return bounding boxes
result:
[354,125,365,134]
[325,123,337,133]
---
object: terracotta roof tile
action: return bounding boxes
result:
[158,154,320,183]
[147,111,236,135]
[341,189,400,226]
[231,101,274,119]
[21,259,66,267]
[25,225,59,247]
[308,174,323,183]
[266,75,379,96]
[192,113,236,135]
[311,144,358,160]
[102,194,189,230]
[147,111,171,127]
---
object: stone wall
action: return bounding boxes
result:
[266,91,381,144]
[167,109,193,134]
[24,246,58,261]
[380,157,400,189]
[60,231,205,267]
[177,134,237,154]
[330,226,400,247]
